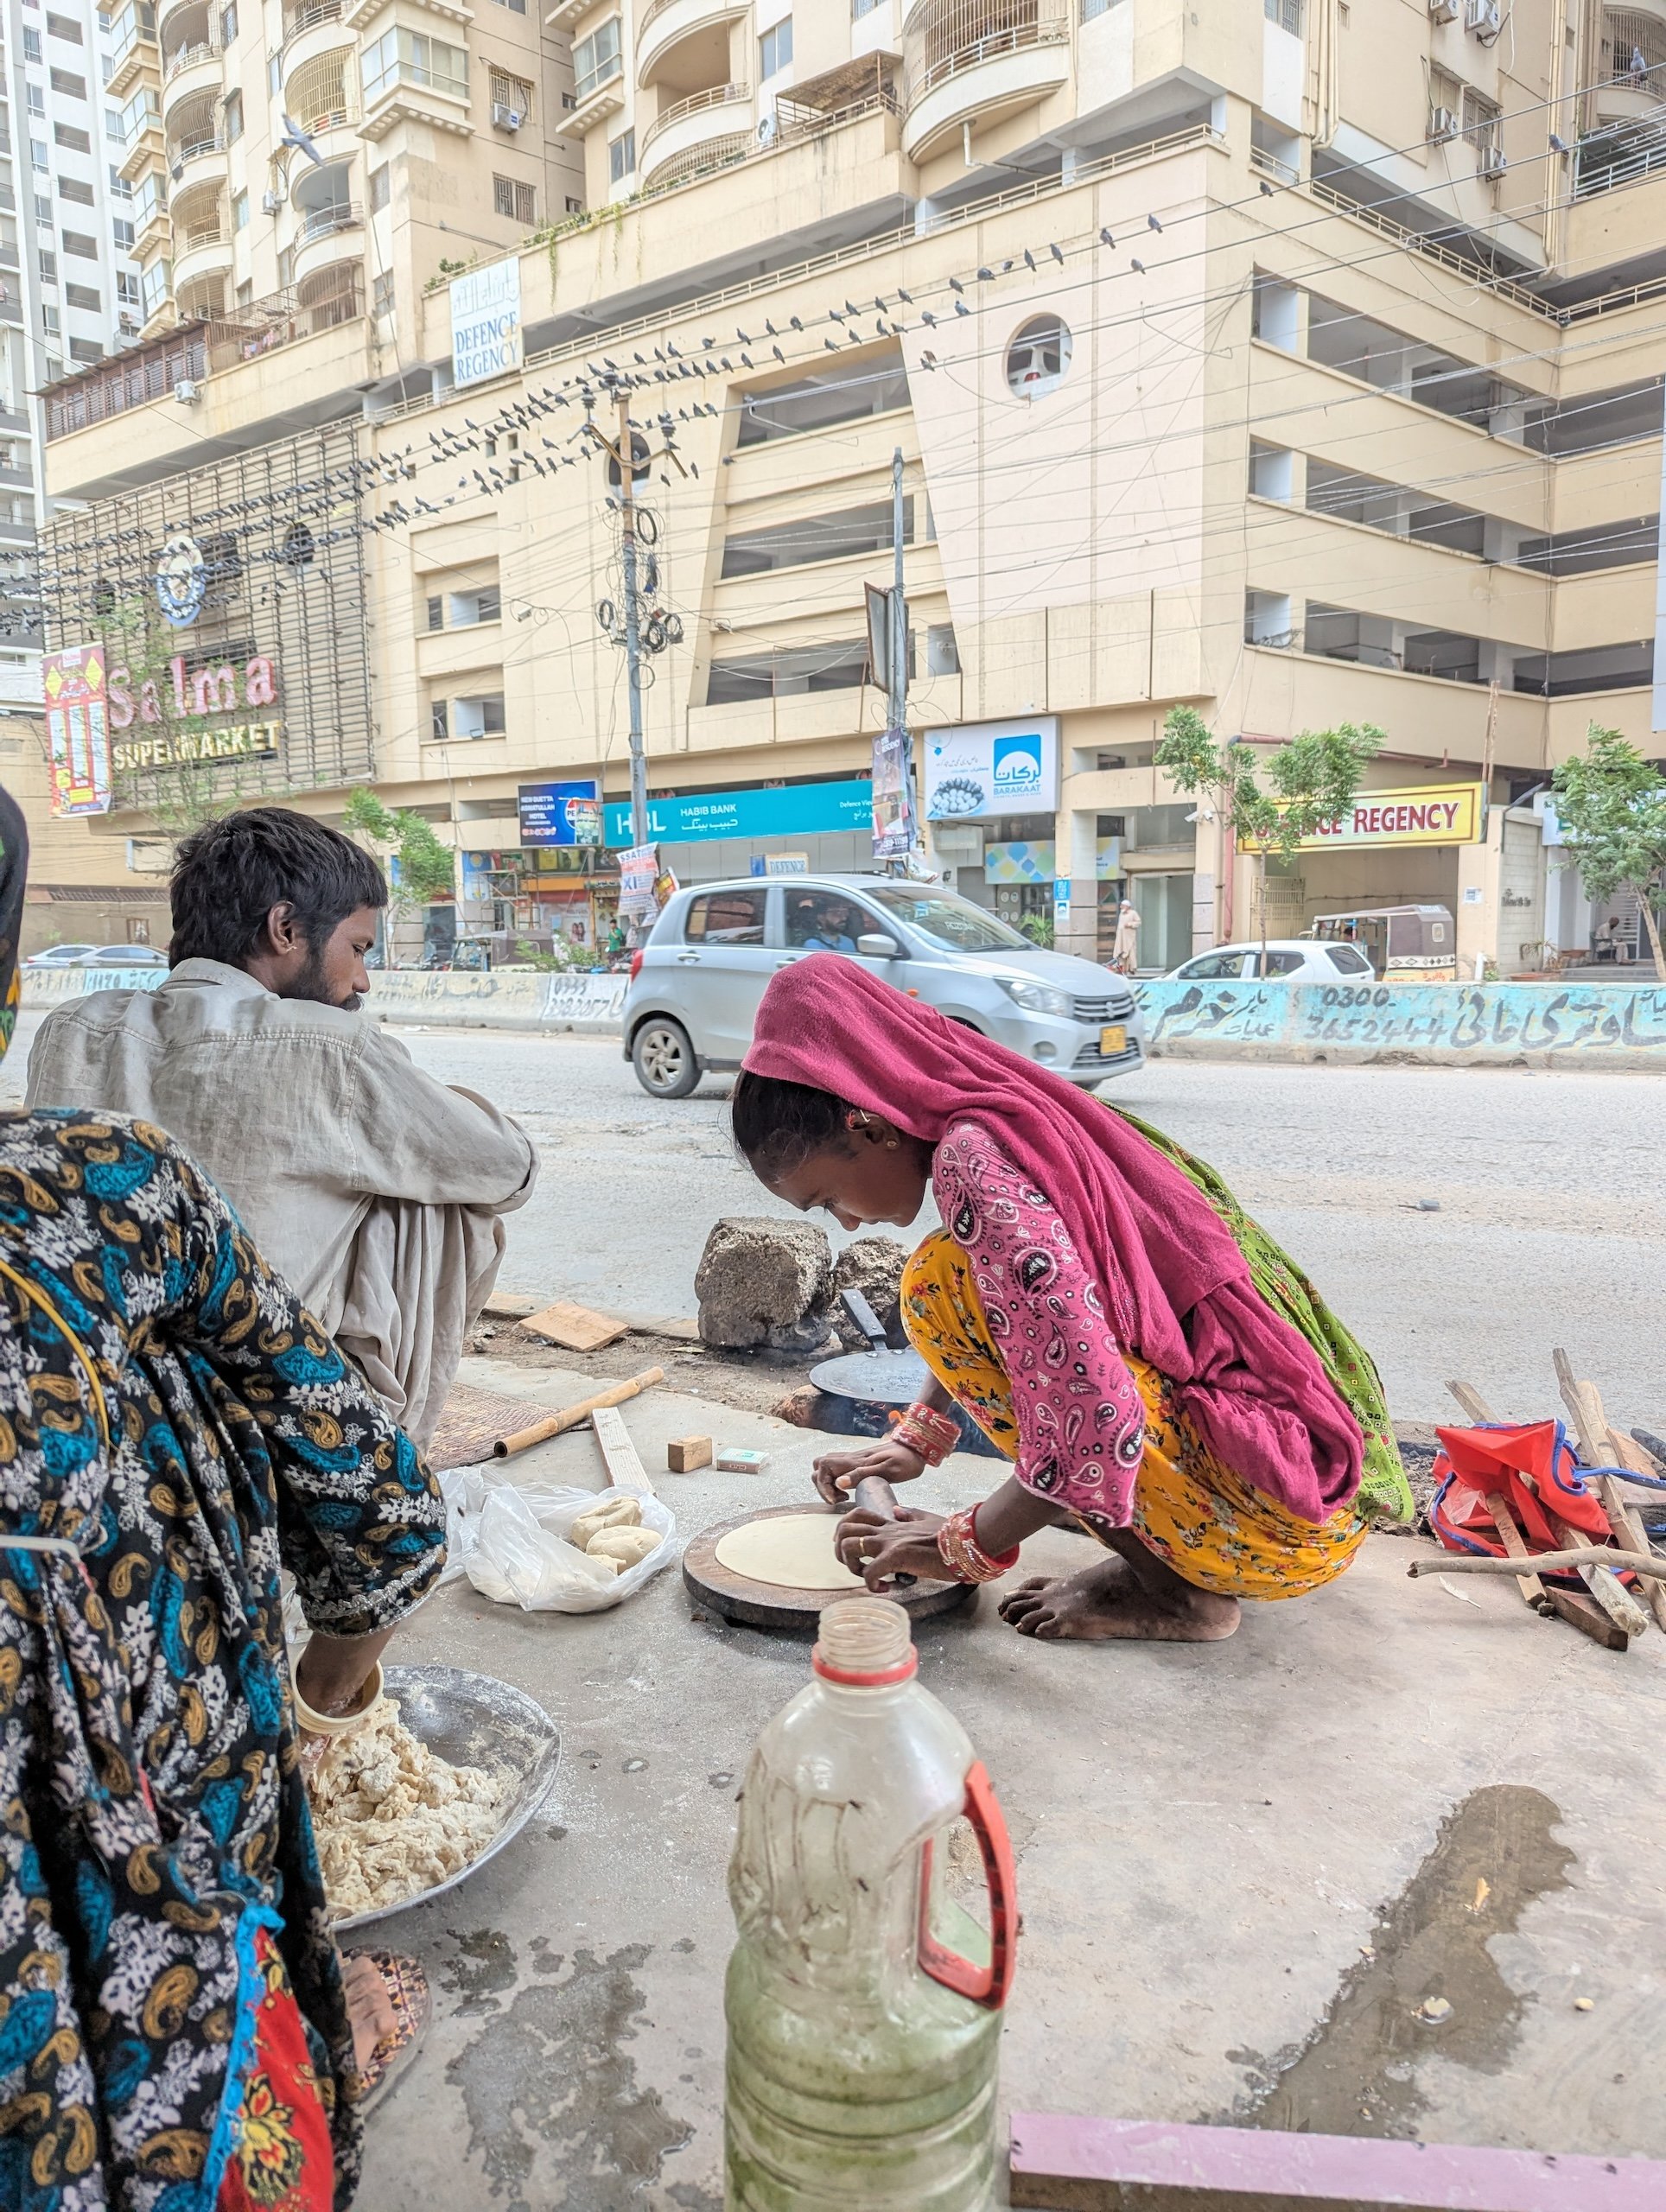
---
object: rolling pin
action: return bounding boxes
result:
[493,1368,664,1459]
[845,1474,918,1585]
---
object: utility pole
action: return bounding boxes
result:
[887,444,911,873]
[617,391,649,850]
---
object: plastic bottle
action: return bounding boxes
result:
[724,1596,1017,2212]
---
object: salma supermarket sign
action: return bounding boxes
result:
[107,650,283,771]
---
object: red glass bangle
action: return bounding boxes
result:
[936,1506,1020,1585]
[893,1402,961,1466]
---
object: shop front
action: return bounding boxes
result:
[600,777,876,882]
[1244,781,1486,955]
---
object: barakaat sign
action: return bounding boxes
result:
[1238,781,1485,853]
[106,650,282,772]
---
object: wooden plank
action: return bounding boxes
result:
[492,1368,664,1459]
[592,1403,655,1497]
[521,1300,628,1352]
[1444,1378,1496,1425]
[1008,2113,1665,2211]
[1485,1491,1549,1611]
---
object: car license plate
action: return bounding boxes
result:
[1100,1025,1126,1057]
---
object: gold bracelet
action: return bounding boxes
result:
[290,1658,385,1738]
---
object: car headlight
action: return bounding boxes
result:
[1003,978,1072,1020]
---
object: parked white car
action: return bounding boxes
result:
[623,873,1146,1098]
[1165,938,1378,983]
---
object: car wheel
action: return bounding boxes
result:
[632,1017,701,1099]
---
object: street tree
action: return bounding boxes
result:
[343,788,457,915]
[1155,708,1380,969]
[1550,722,1666,980]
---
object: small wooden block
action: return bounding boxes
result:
[1008,2113,1664,2210]
[521,1300,628,1352]
[667,1435,713,1473]
[591,1403,654,1497]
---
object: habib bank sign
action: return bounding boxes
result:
[1240,782,1485,854]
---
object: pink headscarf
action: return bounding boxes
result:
[745,955,1362,1523]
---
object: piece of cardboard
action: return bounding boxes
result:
[521,1300,628,1352]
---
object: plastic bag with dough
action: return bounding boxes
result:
[586,1523,660,1568]
[570,1495,643,1551]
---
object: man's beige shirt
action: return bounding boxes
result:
[26,958,538,1449]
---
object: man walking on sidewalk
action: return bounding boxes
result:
[27,805,537,1449]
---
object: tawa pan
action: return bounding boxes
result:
[683,1503,977,1631]
[808,1344,930,1404]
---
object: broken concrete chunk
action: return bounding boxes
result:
[694,1217,834,1351]
[830,1236,908,1350]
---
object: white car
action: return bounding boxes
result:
[1165,938,1378,983]
[623,872,1146,1097]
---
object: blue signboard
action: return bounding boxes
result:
[519,779,601,848]
[602,779,873,848]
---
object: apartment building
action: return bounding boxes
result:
[33,0,1666,974]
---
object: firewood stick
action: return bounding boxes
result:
[493,1368,664,1459]
[1485,1492,1550,1611]
[1549,1359,1660,1636]
[1409,1545,1666,1580]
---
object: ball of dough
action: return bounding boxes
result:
[570,1496,642,1550]
[585,1524,660,1569]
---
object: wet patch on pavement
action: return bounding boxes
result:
[438,1929,520,2017]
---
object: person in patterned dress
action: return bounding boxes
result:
[729,956,1411,1645]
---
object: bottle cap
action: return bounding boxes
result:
[813,1596,918,1686]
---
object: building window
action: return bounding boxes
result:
[232,188,247,228]
[68,336,103,362]
[118,87,157,142]
[116,269,138,302]
[853,0,884,14]
[111,215,133,247]
[573,17,620,103]
[29,87,47,118]
[451,693,506,738]
[224,89,242,141]
[109,163,131,195]
[235,277,251,304]
[41,303,60,336]
[66,281,99,309]
[488,66,531,123]
[35,195,54,226]
[38,249,57,283]
[1005,315,1071,398]
[493,173,536,224]
[105,105,126,141]
[22,27,41,59]
[58,175,94,204]
[722,496,912,577]
[49,67,86,97]
[61,229,98,258]
[426,594,444,630]
[30,139,49,173]
[220,1,236,39]
[448,584,500,625]
[565,194,582,212]
[1263,0,1301,29]
[926,622,959,676]
[55,119,92,151]
[368,162,389,211]
[361,28,468,105]
[140,257,169,315]
[276,245,294,287]
[492,0,527,11]
[269,51,281,93]
[429,699,448,741]
[372,268,392,315]
[1463,86,1501,168]
[760,16,792,79]
[46,12,84,41]
[562,90,576,108]
[607,127,633,183]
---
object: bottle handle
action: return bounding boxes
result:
[916,1761,1018,2012]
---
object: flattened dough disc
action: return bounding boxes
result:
[713,1512,865,1592]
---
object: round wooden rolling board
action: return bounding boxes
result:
[683,1503,978,1630]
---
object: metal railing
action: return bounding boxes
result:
[179,219,226,250]
[903,0,1069,109]
[300,200,359,240]
[640,79,748,157]
[638,0,738,35]
[168,128,226,168]
[283,0,342,35]
[1305,174,1556,321]
[1574,102,1666,195]
[163,36,221,79]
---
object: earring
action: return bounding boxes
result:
[885,1138,898,1149]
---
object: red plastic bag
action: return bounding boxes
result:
[1429,1419,1612,1576]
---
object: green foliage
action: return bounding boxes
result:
[1550,722,1666,976]
[1018,912,1055,949]
[344,787,455,912]
[1155,707,1382,855]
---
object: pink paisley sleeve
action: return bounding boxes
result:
[932,1118,1148,1525]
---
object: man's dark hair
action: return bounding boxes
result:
[169,806,386,969]
[730,1070,853,1179]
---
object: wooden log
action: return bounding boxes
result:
[591,1403,654,1497]
[1008,2112,1665,2211]
[1483,1491,1549,1611]
[492,1368,664,1459]
[1409,1545,1666,1580]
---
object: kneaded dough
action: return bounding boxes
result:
[714,1513,867,1592]
[308,1697,507,1920]
[571,1495,642,1549]
[586,1524,660,1568]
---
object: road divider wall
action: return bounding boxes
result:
[22,964,632,1034]
[1135,976,1666,1067]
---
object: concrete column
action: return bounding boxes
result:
[1455,807,1505,978]
[1054,807,1100,961]
[1192,807,1220,951]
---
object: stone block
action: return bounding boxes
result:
[694,1217,834,1351]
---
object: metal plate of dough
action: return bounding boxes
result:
[807,1345,931,1404]
[327,1664,562,1929]
[684,1503,978,1631]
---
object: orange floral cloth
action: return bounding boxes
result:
[215,1930,335,2212]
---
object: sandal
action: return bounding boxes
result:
[341,1948,430,2120]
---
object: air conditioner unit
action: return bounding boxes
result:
[1465,0,1501,35]
[261,189,282,214]
[491,102,524,130]
[1428,105,1459,142]
[1428,0,1459,18]
[174,377,200,404]
[118,311,139,333]
[1478,143,1507,179]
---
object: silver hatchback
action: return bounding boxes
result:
[622,873,1146,1098]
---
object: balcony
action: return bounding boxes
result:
[639,79,750,186]
[108,5,159,100]
[637,0,749,88]
[293,200,362,283]
[161,45,225,118]
[283,0,342,37]
[1576,101,1666,195]
[283,19,355,99]
[900,0,1071,163]
[166,130,228,190]
[570,52,624,127]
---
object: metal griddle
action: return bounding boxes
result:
[809,1287,929,1405]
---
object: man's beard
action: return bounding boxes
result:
[282,943,359,1012]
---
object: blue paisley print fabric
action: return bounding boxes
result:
[0,1111,445,2212]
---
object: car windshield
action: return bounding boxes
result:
[864,886,1031,953]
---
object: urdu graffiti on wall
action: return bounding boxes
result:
[1137,979,1666,1062]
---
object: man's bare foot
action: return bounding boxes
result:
[997,1557,1241,1643]
[341,1952,397,2073]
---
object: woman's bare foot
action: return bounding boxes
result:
[997,1554,1241,1643]
[341,1952,397,2073]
